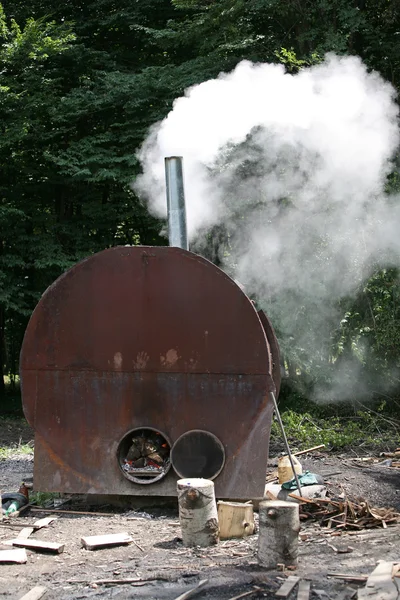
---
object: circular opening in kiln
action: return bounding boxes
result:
[171,430,225,480]
[117,428,171,485]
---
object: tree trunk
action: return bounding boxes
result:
[0,306,6,400]
[258,500,299,569]
[177,478,219,547]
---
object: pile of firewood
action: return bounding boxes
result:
[290,493,400,530]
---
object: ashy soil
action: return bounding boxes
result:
[0,419,400,600]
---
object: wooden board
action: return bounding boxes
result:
[81,532,132,550]
[12,539,64,554]
[18,587,47,600]
[33,517,56,529]
[0,548,27,563]
[358,561,397,600]
[17,527,35,540]
[276,576,300,597]
[297,580,310,600]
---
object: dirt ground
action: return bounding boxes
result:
[0,419,399,600]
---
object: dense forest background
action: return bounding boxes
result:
[1,0,400,413]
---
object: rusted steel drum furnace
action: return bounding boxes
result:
[20,246,280,498]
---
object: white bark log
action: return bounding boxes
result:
[258,500,299,569]
[177,478,219,547]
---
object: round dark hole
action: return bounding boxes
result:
[117,428,171,485]
[171,430,225,480]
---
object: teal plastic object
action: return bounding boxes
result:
[281,470,324,490]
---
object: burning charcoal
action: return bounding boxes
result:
[132,458,146,468]
[147,452,163,465]
[126,445,141,461]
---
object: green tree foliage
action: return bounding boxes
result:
[0,0,399,407]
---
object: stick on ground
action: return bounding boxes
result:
[173,579,209,600]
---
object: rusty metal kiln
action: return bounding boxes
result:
[20,159,281,500]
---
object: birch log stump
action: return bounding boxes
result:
[177,478,219,547]
[217,501,255,539]
[258,500,299,569]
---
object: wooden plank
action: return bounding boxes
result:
[337,588,356,600]
[33,517,57,529]
[18,587,47,600]
[0,548,27,563]
[327,573,368,583]
[81,532,132,550]
[358,561,397,600]
[275,576,300,597]
[17,527,35,540]
[12,539,64,554]
[297,580,310,600]
[30,507,112,517]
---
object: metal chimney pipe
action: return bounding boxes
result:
[165,156,189,250]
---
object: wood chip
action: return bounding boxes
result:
[0,548,27,563]
[12,539,64,554]
[18,587,47,600]
[275,576,300,597]
[174,579,209,600]
[297,580,310,600]
[81,532,132,550]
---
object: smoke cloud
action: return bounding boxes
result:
[135,55,400,402]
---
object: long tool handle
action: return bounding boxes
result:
[269,392,302,497]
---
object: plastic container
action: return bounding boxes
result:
[278,455,302,485]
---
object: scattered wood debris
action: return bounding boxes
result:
[290,493,400,530]
[81,532,133,550]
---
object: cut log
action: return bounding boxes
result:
[258,500,299,569]
[0,548,27,563]
[81,532,132,550]
[177,478,219,547]
[357,561,397,599]
[217,501,255,540]
[12,539,64,553]
[18,587,47,600]
[275,576,300,597]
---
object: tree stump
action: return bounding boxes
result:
[177,478,219,547]
[217,501,255,539]
[258,500,299,569]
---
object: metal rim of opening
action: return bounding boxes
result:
[170,429,225,480]
[116,427,171,485]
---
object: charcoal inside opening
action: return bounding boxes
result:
[118,429,171,484]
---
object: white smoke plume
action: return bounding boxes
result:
[135,54,400,401]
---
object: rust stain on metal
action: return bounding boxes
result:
[21,246,279,498]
